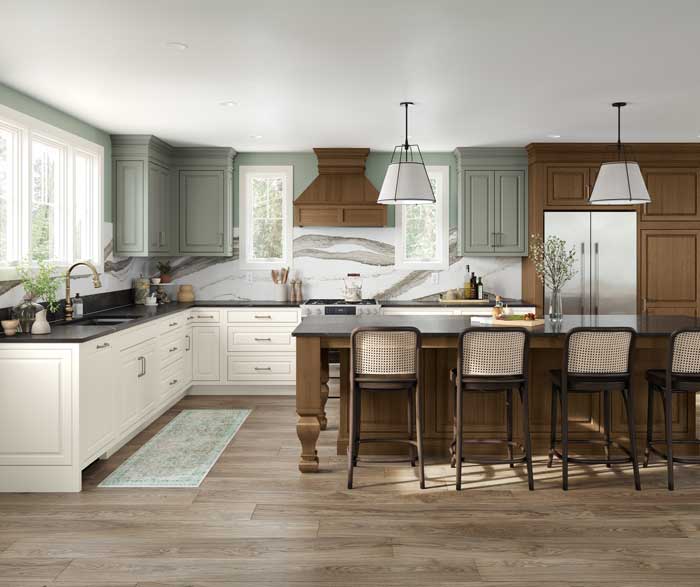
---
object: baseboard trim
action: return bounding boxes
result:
[188,384,296,396]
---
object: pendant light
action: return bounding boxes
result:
[378,101,435,205]
[589,102,651,205]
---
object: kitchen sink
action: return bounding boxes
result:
[70,316,139,326]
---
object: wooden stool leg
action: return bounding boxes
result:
[353,386,362,467]
[455,384,464,491]
[548,384,558,468]
[415,383,425,489]
[506,388,514,468]
[664,388,675,491]
[520,384,534,491]
[644,382,654,468]
[622,388,641,491]
[561,390,569,491]
[347,383,357,489]
[604,389,612,467]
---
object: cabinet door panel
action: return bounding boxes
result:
[148,163,161,251]
[462,170,494,253]
[494,170,526,254]
[179,170,225,253]
[641,229,700,315]
[642,168,700,221]
[117,349,142,436]
[547,166,590,206]
[192,325,221,381]
[115,160,145,254]
[80,341,115,464]
[183,328,193,387]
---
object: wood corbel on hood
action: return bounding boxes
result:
[293,148,387,227]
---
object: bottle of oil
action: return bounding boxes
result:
[463,264,471,299]
[470,272,478,300]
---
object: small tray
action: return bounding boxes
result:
[472,316,545,327]
[438,298,491,305]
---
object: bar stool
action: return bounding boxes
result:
[452,327,533,491]
[347,327,424,489]
[644,328,700,490]
[549,327,640,491]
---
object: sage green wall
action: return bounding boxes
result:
[0,82,113,221]
[234,151,458,228]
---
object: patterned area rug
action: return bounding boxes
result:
[99,409,251,488]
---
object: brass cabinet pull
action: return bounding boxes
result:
[96,342,110,350]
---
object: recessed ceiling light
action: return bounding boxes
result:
[165,41,188,50]
[546,134,562,139]
[219,100,238,107]
[250,135,263,139]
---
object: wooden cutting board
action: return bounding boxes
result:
[471,316,546,327]
[438,298,491,305]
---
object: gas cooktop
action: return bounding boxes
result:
[304,299,378,305]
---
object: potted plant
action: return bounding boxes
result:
[157,260,173,283]
[528,234,578,322]
[14,260,61,334]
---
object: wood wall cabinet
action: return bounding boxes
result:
[642,168,700,221]
[523,143,700,316]
[455,148,528,256]
[546,165,599,206]
[112,136,236,257]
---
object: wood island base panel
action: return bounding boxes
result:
[293,314,699,472]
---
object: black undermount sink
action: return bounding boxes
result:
[69,316,139,326]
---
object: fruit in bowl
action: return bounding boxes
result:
[496,312,537,321]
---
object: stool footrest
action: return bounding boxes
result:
[648,441,700,464]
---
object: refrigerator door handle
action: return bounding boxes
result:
[580,242,586,315]
[594,242,600,315]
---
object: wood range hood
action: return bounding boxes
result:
[293,148,387,227]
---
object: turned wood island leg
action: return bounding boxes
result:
[296,336,322,472]
[319,349,330,430]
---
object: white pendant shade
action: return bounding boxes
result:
[378,161,435,205]
[589,161,651,205]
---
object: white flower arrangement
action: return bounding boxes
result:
[528,234,578,291]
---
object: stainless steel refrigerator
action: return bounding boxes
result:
[544,211,637,315]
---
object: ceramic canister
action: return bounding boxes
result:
[177,284,195,303]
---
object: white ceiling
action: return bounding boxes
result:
[2,0,700,151]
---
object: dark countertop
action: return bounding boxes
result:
[193,300,301,307]
[379,297,533,308]
[293,314,700,337]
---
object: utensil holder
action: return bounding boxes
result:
[274,283,288,302]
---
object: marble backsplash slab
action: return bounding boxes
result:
[0,224,523,308]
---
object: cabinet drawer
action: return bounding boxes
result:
[159,315,185,336]
[160,330,185,367]
[188,309,221,323]
[227,354,295,381]
[159,358,185,400]
[227,309,299,324]
[227,327,295,352]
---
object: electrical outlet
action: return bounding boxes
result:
[245,272,253,284]
[431,272,439,285]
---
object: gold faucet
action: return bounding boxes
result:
[65,261,102,321]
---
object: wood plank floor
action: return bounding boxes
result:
[3,392,700,586]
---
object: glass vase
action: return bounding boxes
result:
[548,288,563,323]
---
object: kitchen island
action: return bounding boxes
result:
[292,314,700,472]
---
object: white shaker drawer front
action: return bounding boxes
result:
[187,309,221,323]
[159,358,185,401]
[227,309,299,324]
[159,331,185,367]
[159,316,184,336]
[227,354,295,381]
[227,327,295,352]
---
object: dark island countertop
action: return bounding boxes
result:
[293,314,700,338]
[379,297,533,308]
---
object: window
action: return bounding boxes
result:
[396,165,449,270]
[0,103,103,275]
[239,165,293,268]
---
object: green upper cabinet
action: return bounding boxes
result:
[112,136,173,257]
[455,148,528,256]
[112,137,236,257]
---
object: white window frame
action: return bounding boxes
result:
[239,165,293,269]
[0,103,103,280]
[395,165,450,270]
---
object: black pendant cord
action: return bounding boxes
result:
[612,101,633,202]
